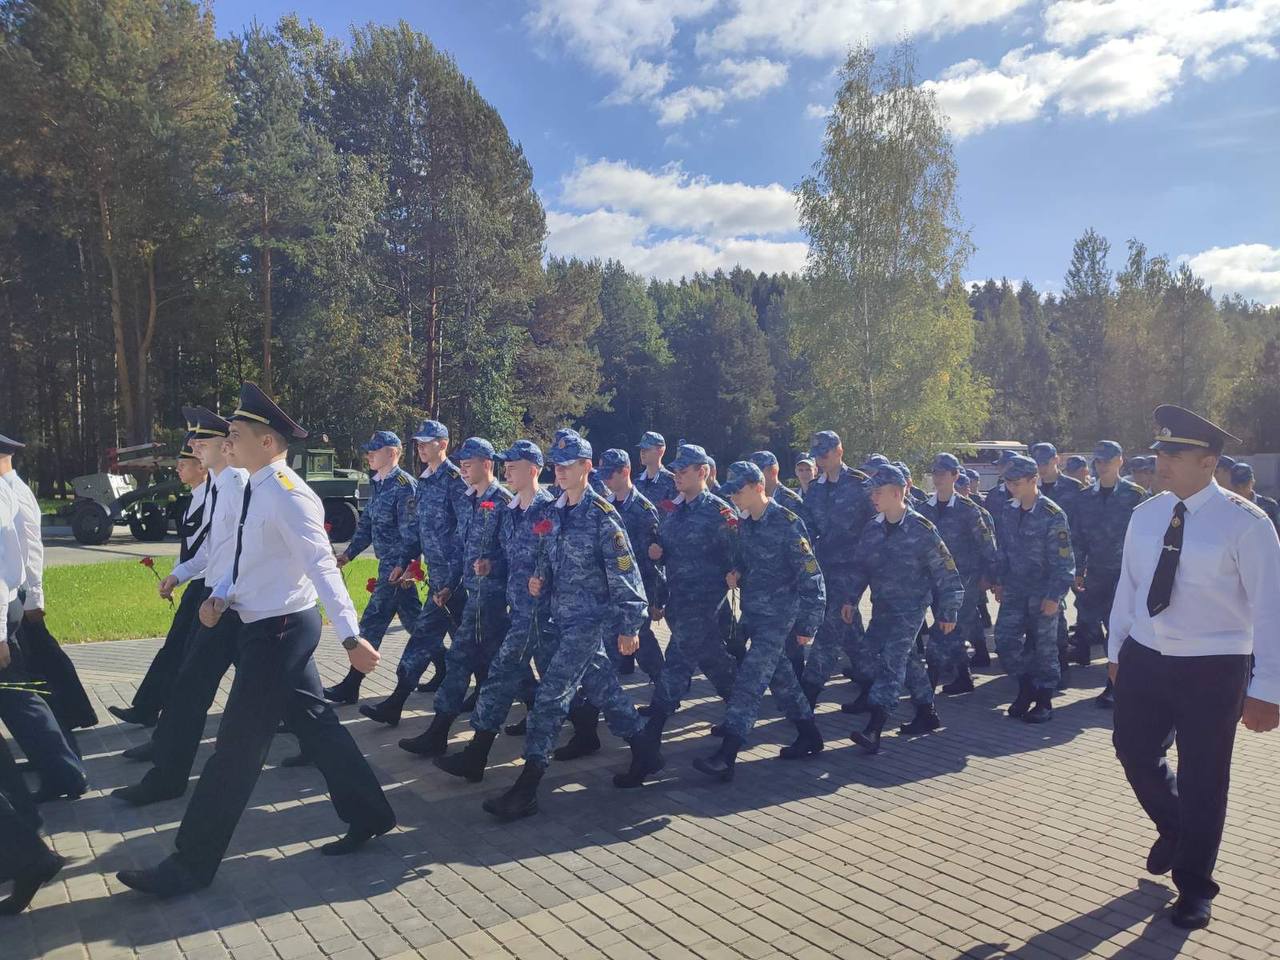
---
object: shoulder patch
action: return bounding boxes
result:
[1226,491,1268,520]
[594,498,615,514]
[448,467,462,480]
[911,513,937,531]
[397,473,410,486]
[274,471,295,492]
[850,468,869,481]
[780,506,799,523]
[617,553,633,572]
[1042,498,1062,515]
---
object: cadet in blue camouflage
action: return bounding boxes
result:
[635,431,677,505]
[326,431,421,704]
[839,464,963,753]
[993,455,1076,724]
[919,453,997,695]
[1031,442,1085,686]
[749,450,813,680]
[1229,462,1279,532]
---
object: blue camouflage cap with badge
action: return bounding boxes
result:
[1004,454,1039,480]
[1230,462,1255,485]
[992,449,1020,467]
[497,438,544,467]
[549,429,592,464]
[638,431,666,450]
[893,460,912,481]
[870,463,907,488]
[861,453,890,471]
[809,430,841,458]
[795,452,815,467]
[360,430,401,452]
[669,443,713,471]
[597,447,630,478]
[719,460,765,496]
[1218,454,1236,470]
[411,419,449,441]
[1030,442,1058,465]
[1093,440,1123,461]
[1065,454,1089,471]
[455,436,496,462]
[931,452,961,473]
[749,450,778,469]
[955,472,972,491]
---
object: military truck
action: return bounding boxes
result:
[286,438,370,542]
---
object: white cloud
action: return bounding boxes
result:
[698,0,1034,58]
[923,58,1047,137]
[1181,243,1280,305]
[716,56,789,98]
[805,102,832,120]
[1044,0,1280,63]
[559,159,798,238]
[653,56,789,124]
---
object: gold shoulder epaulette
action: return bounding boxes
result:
[275,471,295,491]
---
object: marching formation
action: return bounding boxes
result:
[2,388,1279,933]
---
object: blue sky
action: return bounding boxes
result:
[212,0,1280,304]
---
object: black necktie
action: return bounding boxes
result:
[231,482,253,584]
[1146,501,1186,617]
[210,482,219,522]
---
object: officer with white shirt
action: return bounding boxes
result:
[1110,404,1280,931]
[116,384,395,897]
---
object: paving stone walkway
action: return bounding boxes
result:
[2,622,1278,960]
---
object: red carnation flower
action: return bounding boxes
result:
[726,515,739,529]
[406,558,425,582]
[139,556,155,569]
[533,518,554,537]
[366,577,377,593]
[480,500,496,510]
[660,499,677,513]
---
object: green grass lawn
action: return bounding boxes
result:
[44,556,396,643]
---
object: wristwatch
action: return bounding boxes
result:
[342,635,360,651]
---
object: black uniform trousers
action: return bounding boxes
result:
[0,600,86,793]
[130,579,205,721]
[1113,636,1252,901]
[0,732,53,881]
[170,606,393,884]
[14,596,97,730]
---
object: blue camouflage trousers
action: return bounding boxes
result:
[865,606,934,713]
[1074,567,1120,653]
[395,578,466,685]
[471,605,557,733]
[524,616,645,765]
[650,600,739,717]
[926,573,979,685]
[802,567,868,689]
[607,618,665,679]
[721,615,813,740]
[431,586,510,715]
[994,592,1061,690]
[361,560,423,647]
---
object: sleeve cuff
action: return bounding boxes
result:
[23,590,43,611]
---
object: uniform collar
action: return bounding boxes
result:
[467,480,500,500]
[929,493,954,508]
[250,461,285,488]
[607,486,635,506]
[374,465,397,482]
[1180,480,1220,516]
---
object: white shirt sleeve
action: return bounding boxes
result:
[275,487,361,640]
[0,489,14,642]
[170,493,209,585]
[1239,518,1280,703]
[1107,517,1139,662]
[13,481,44,610]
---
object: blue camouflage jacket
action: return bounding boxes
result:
[806,463,873,570]
[654,489,736,607]
[846,509,964,621]
[1071,479,1149,574]
[1041,474,1084,527]
[994,494,1076,602]
[636,466,677,506]
[610,486,668,610]
[772,481,812,534]
[412,458,469,590]
[732,501,826,636]
[500,487,557,616]
[346,465,417,569]
[918,493,997,581]
[457,480,513,596]
[538,488,648,635]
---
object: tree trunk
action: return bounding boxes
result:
[261,196,272,393]
[98,185,137,443]
[132,249,160,444]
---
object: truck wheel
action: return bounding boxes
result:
[71,502,113,545]
[324,501,359,542]
[129,504,169,542]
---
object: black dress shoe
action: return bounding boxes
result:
[121,741,155,762]
[0,852,65,915]
[504,716,527,736]
[1095,679,1115,708]
[111,782,184,807]
[1146,834,1176,875]
[322,683,359,705]
[320,818,395,856]
[108,705,157,728]
[32,779,87,804]
[1170,895,1211,930]
[117,858,207,898]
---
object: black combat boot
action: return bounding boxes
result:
[460,667,486,713]
[941,664,975,695]
[926,662,940,691]
[613,714,665,788]
[359,677,415,727]
[323,668,363,705]
[899,703,941,735]
[483,760,545,821]
[505,700,532,736]
[693,734,742,782]
[1095,678,1115,708]
[1006,675,1035,719]
[840,687,871,715]
[969,634,992,668]
[417,651,448,693]
[851,707,888,755]
[434,730,497,782]
[398,711,457,757]
[553,703,601,761]
[1024,689,1053,724]
[708,723,727,737]
[779,718,824,760]
[618,654,637,676]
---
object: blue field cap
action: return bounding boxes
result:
[955,472,972,489]
[719,461,765,496]
[1218,454,1236,470]
[931,452,961,473]
[549,429,592,464]
[638,431,666,449]
[795,452,815,467]
[1029,442,1058,464]
[1230,462,1255,485]
[361,430,402,452]
[597,448,630,478]
[869,463,907,488]
[893,460,912,481]
[1065,455,1089,472]
[1004,455,1039,480]
[411,420,449,441]
[749,450,778,469]
[809,430,841,458]
[861,453,890,471]
[1092,440,1123,461]
[992,449,1021,468]
[1135,456,1155,471]
[497,439,544,467]
[670,443,713,470]
[455,437,496,461]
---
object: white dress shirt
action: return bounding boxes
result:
[172,465,248,587]
[211,460,360,638]
[1109,481,1280,703]
[2,471,44,611]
